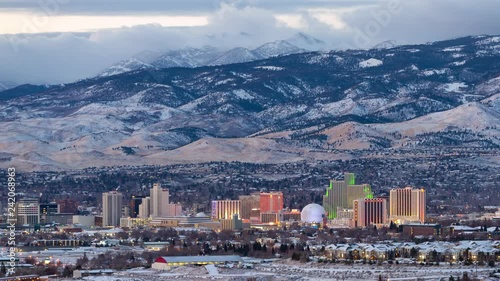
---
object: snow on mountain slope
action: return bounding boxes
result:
[476,76,500,96]
[442,82,468,93]
[359,58,383,68]
[153,46,220,68]
[373,40,400,49]
[319,122,393,150]
[98,41,305,77]
[371,102,500,136]
[208,47,259,66]
[147,137,306,164]
[253,40,305,58]
[1,35,500,171]
[307,99,365,119]
[98,58,157,77]
[254,66,285,71]
[481,93,500,114]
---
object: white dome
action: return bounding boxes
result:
[301,203,326,223]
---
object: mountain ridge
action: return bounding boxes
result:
[97,40,307,78]
[0,35,499,171]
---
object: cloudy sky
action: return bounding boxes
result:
[0,0,499,85]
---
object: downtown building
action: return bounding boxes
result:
[260,192,284,213]
[389,187,426,224]
[211,200,241,220]
[239,193,260,222]
[129,195,145,218]
[259,192,284,224]
[138,197,151,219]
[102,191,123,227]
[150,183,170,218]
[352,198,388,228]
[16,198,40,226]
[148,183,183,218]
[323,173,373,219]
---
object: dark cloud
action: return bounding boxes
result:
[341,0,500,48]
[0,0,377,15]
[0,0,499,85]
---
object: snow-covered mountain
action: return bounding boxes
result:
[253,40,305,58]
[1,35,499,171]
[286,32,326,50]
[98,41,306,77]
[98,58,158,77]
[373,40,400,49]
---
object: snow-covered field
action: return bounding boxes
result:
[54,262,499,281]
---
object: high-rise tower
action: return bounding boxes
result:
[389,187,426,224]
[102,191,123,227]
[353,198,387,227]
[150,183,169,218]
[323,173,373,219]
[260,192,283,214]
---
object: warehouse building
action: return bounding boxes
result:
[152,255,243,270]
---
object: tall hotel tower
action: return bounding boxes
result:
[323,173,373,219]
[389,187,426,224]
[353,198,388,227]
[150,183,169,218]
[260,192,284,214]
[102,191,123,227]
[239,193,260,220]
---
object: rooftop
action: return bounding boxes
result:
[155,255,243,264]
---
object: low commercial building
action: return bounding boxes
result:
[220,214,244,231]
[260,212,279,224]
[144,241,170,251]
[152,255,243,270]
[149,216,212,227]
[401,223,441,237]
[120,217,150,228]
[73,269,114,279]
[279,209,301,222]
[72,215,96,228]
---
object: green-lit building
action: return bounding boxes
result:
[322,173,373,219]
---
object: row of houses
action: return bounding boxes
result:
[310,240,500,262]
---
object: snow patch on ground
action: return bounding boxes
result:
[307,53,342,64]
[422,69,447,76]
[476,36,500,45]
[452,53,466,58]
[359,58,383,68]
[443,82,468,93]
[443,46,464,52]
[232,89,254,100]
[452,60,466,66]
[215,78,235,86]
[254,66,285,71]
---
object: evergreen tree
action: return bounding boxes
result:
[63,266,72,277]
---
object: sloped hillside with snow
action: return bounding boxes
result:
[0,35,499,170]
